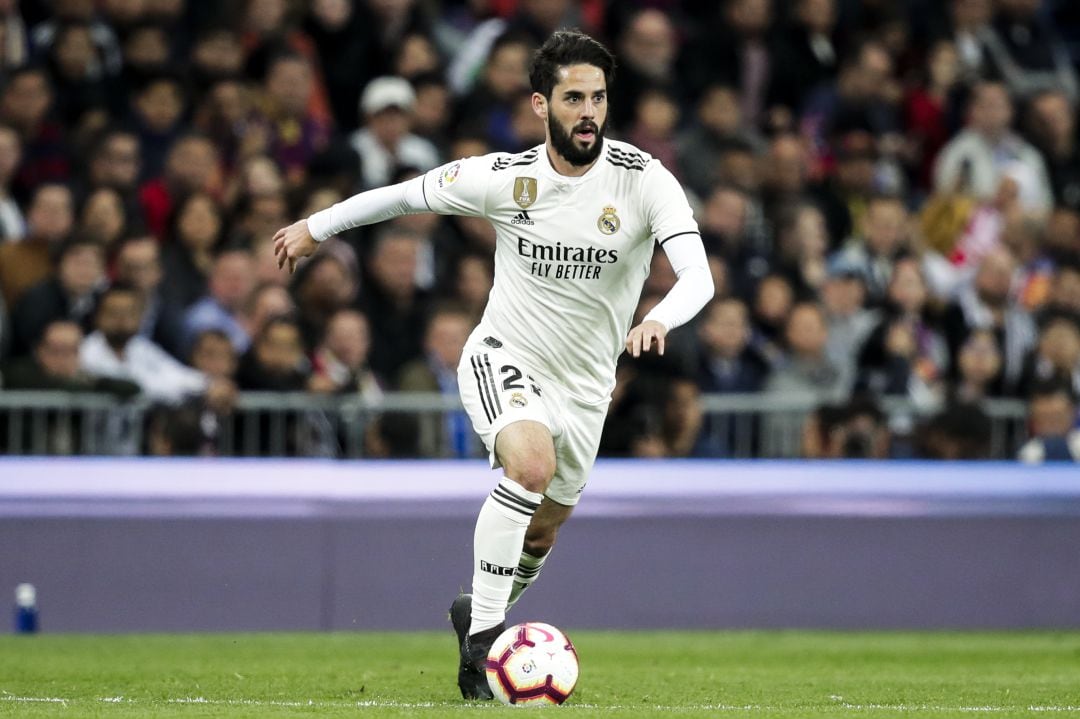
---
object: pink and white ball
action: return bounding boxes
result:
[485,622,580,706]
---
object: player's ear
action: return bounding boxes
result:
[531,92,547,121]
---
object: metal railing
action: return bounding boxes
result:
[0,390,1029,459]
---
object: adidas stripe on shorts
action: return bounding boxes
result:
[456,336,608,506]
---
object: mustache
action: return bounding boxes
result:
[574,122,598,134]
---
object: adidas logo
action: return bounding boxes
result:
[510,210,535,226]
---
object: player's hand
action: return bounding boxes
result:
[273,219,318,274]
[625,320,667,358]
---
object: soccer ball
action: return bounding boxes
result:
[485,622,579,706]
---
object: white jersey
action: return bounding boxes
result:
[422,139,699,404]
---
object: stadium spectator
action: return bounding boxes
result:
[0,319,138,454]
[451,251,494,326]
[80,283,233,408]
[693,297,769,456]
[625,87,682,180]
[981,0,1079,103]
[243,282,297,343]
[822,266,879,391]
[770,0,840,116]
[160,191,224,310]
[812,129,880,247]
[0,182,74,308]
[856,256,949,406]
[677,83,764,199]
[698,184,770,299]
[44,20,111,127]
[456,33,532,151]
[0,65,70,202]
[128,72,188,182]
[78,186,130,253]
[182,247,257,355]
[350,75,439,191]
[84,128,141,200]
[189,328,238,384]
[942,247,1038,394]
[189,28,245,99]
[608,9,679,132]
[952,328,1005,402]
[683,0,775,128]
[828,194,911,305]
[114,234,185,359]
[302,0,374,131]
[397,305,474,457]
[1,319,136,396]
[1040,260,1080,320]
[906,40,965,192]
[1018,312,1080,397]
[934,81,1053,212]
[309,307,381,397]
[1025,89,1080,213]
[360,228,431,379]
[410,73,454,154]
[291,251,357,351]
[235,314,309,392]
[765,301,846,401]
[255,52,332,187]
[750,273,795,365]
[772,201,830,298]
[1017,381,1080,462]
[10,235,104,356]
[139,133,222,239]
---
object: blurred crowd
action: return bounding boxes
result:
[0,0,1077,461]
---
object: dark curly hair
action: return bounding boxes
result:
[528,30,616,100]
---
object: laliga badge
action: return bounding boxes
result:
[438,161,461,188]
[597,205,620,235]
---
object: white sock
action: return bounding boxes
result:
[470,478,543,634]
[506,550,548,610]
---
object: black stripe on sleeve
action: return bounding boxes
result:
[420,175,432,211]
[658,230,701,246]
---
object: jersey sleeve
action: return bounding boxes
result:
[421,155,491,218]
[641,159,700,246]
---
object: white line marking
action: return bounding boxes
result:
[1,694,1078,712]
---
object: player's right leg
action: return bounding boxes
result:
[452,420,555,699]
[453,343,558,699]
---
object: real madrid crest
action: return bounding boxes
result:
[597,205,620,235]
[513,177,537,208]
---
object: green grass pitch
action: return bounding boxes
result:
[1,631,1078,717]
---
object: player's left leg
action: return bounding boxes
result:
[506,394,607,611]
[506,498,573,609]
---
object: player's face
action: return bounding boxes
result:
[541,64,608,167]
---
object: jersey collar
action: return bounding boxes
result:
[538,139,605,186]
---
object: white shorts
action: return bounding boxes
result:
[457,336,608,506]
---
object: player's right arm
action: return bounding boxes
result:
[274,156,490,273]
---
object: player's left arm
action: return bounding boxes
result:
[625,162,714,358]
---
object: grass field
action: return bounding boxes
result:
[1,631,1078,717]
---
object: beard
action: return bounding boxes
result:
[548,112,606,167]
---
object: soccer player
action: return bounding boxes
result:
[274,30,713,700]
